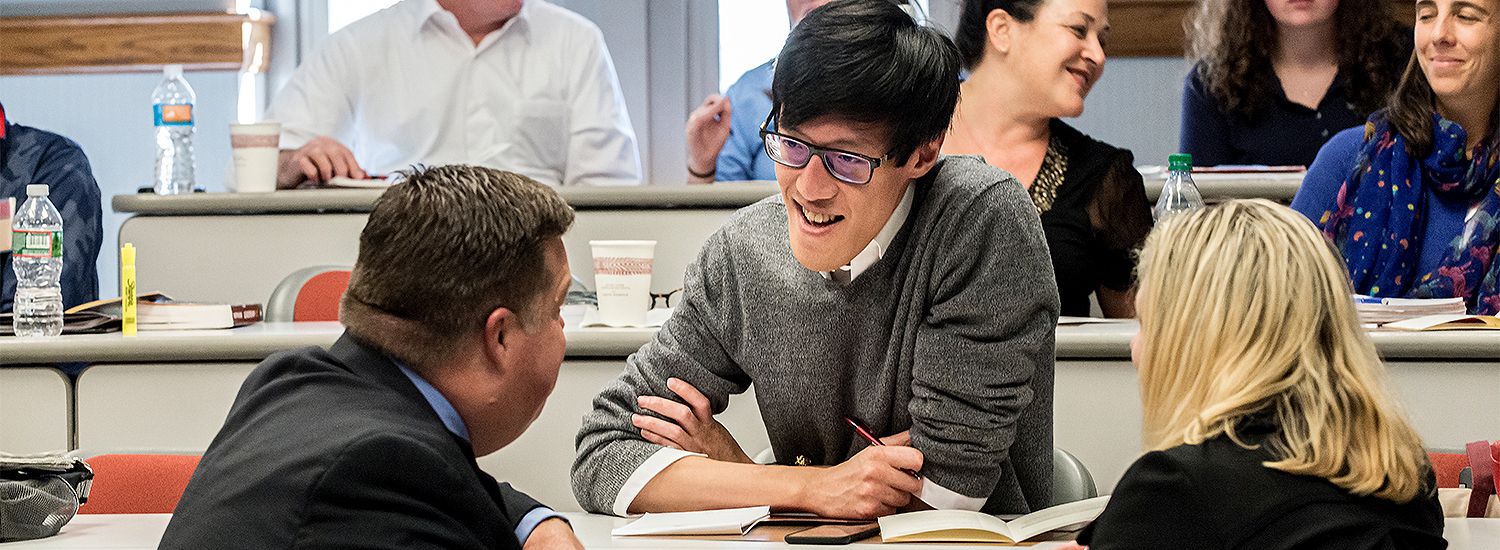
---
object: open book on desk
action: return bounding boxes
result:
[878,495,1108,544]
[1381,314,1500,331]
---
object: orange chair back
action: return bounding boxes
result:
[80,454,200,514]
[1430,452,1471,488]
[293,270,351,322]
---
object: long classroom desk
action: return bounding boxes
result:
[112,173,1303,306]
[5,318,1493,512]
[8,514,1498,549]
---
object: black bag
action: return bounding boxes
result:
[0,454,93,542]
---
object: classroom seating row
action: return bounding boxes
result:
[111,174,1304,306]
[3,321,1495,513]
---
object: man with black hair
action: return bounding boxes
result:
[574,0,1058,519]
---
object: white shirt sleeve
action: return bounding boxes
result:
[264,30,361,153]
[917,477,988,511]
[562,26,642,187]
[609,447,704,516]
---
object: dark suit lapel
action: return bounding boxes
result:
[330,332,519,543]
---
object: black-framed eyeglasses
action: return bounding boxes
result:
[649,288,683,309]
[759,112,890,185]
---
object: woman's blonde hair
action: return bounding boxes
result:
[1134,199,1429,502]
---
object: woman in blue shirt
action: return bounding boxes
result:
[1292,0,1500,313]
[1181,0,1407,166]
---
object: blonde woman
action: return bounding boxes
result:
[1074,200,1444,549]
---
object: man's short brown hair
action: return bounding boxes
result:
[340,165,574,366]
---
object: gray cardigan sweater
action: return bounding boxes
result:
[572,156,1059,515]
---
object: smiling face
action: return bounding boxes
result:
[1262,0,1339,29]
[1002,0,1109,117]
[1416,0,1500,121]
[775,116,936,273]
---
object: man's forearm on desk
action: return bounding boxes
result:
[630,445,924,519]
[628,456,810,514]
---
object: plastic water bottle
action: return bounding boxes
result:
[153,64,196,195]
[1153,153,1205,222]
[11,184,64,337]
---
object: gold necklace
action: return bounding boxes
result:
[1030,135,1068,215]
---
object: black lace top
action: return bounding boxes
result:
[1029,120,1153,316]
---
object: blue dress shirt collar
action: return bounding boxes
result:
[393,360,471,442]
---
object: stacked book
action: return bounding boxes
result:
[1353,296,1466,327]
[66,292,262,331]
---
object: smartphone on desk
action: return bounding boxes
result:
[784,523,881,545]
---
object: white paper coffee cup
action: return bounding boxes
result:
[230,122,281,193]
[590,240,656,327]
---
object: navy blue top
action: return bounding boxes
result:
[714,60,777,182]
[1,111,103,313]
[1291,125,1474,276]
[1180,68,1366,167]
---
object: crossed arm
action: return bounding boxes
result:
[628,377,926,518]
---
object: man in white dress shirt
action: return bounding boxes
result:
[266,0,642,188]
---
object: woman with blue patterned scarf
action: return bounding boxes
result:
[1292,0,1500,313]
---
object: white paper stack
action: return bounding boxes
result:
[1352,296,1465,326]
[611,506,771,536]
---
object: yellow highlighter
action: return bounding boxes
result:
[122,243,137,336]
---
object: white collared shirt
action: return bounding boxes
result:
[611,182,987,514]
[262,0,641,187]
[821,183,916,283]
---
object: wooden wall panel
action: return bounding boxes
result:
[1109,0,1418,58]
[0,11,274,75]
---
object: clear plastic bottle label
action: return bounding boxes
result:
[154,104,194,126]
[11,229,62,258]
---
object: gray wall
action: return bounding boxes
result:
[1072,57,1192,167]
[0,72,241,299]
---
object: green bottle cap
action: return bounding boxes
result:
[1168,153,1192,171]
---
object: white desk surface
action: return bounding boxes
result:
[111,182,782,215]
[5,320,1500,365]
[109,172,1302,217]
[1053,320,1500,360]
[0,322,660,364]
[9,514,1495,549]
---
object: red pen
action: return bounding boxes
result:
[844,416,922,479]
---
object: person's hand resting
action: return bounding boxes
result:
[684,94,733,183]
[277,136,366,188]
[633,377,753,464]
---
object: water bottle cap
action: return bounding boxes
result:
[1168,153,1193,170]
[164,64,184,78]
[26,184,48,197]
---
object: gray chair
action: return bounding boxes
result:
[1051,447,1099,506]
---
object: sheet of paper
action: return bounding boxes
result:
[1383,314,1500,331]
[612,505,771,536]
[1057,316,1133,325]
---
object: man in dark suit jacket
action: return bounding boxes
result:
[160,165,582,549]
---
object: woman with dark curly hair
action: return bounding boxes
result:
[946,0,1153,318]
[1181,0,1408,166]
